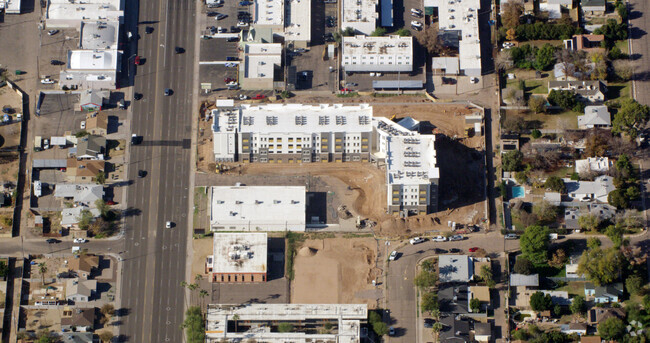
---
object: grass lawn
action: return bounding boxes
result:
[522,110,579,131]
[525,80,548,95]
[556,281,587,296]
[607,82,631,101]
[547,166,574,179]
[615,39,629,54]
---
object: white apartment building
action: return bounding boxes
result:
[240,43,282,90]
[429,0,482,76]
[342,35,413,72]
[341,0,378,35]
[205,304,367,343]
[212,104,373,163]
[374,117,439,215]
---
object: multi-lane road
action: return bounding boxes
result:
[630,0,650,106]
[119,0,196,341]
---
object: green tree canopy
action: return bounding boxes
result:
[520,225,550,264]
[612,98,650,138]
[533,201,559,224]
[395,28,411,36]
[598,317,626,340]
[514,256,535,275]
[503,150,524,172]
[529,291,553,311]
[533,44,556,71]
[544,176,566,193]
[625,274,644,295]
[578,214,600,232]
[421,292,439,314]
[608,189,629,209]
[570,295,586,314]
[183,306,205,343]
[414,269,438,289]
[371,27,387,36]
[578,247,623,285]
[470,298,481,312]
[547,89,577,110]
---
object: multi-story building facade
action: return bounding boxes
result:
[342,35,413,73]
[212,104,373,163]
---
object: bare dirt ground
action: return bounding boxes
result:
[291,237,380,307]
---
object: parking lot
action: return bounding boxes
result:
[38,29,80,87]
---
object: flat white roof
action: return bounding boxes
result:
[211,233,267,274]
[254,0,283,26]
[213,104,374,135]
[343,35,412,57]
[435,0,481,74]
[47,0,123,22]
[210,185,306,227]
[80,21,119,50]
[245,44,282,79]
[341,0,378,35]
[68,50,119,70]
[284,0,311,41]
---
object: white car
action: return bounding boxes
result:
[239,94,249,100]
[40,78,55,84]
[389,251,398,261]
[470,77,479,84]
[166,221,173,229]
[449,235,464,241]
[215,13,227,20]
[47,29,59,36]
[237,20,249,27]
[226,81,238,86]
[411,21,422,28]
[409,237,425,245]
[217,26,225,33]
[73,238,87,243]
[432,235,447,242]
[80,121,86,129]
[505,233,518,240]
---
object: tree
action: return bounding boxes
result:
[587,237,602,250]
[506,28,516,41]
[479,264,495,288]
[77,209,94,230]
[544,176,566,193]
[502,150,523,172]
[578,214,600,232]
[515,171,528,185]
[372,321,389,336]
[99,331,114,343]
[95,199,111,219]
[95,171,106,185]
[594,19,627,48]
[533,201,558,224]
[533,44,556,71]
[605,225,625,248]
[371,27,386,36]
[529,97,546,114]
[431,322,443,333]
[182,306,205,343]
[612,98,650,138]
[421,292,439,314]
[415,26,444,55]
[578,247,623,285]
[101,303,115,317]
[501,0,524,29]
[521,225,550,263]
[470,298,481,312]
[608,189,629,209]
[514,256,534,275]
[613,59,634,81]
[598,317,626,340]
[414,270,438,289]
[88,217,113,237]
[38,262,48,285]
[502,116,527,132]
[495,50,514,71]
[643,295,650,310]
[548,249,567,268]
[395,28,411,36]
[341,27,355,36]
[278,323,294,332]
[37,330,56,343]
[530,291,553,311]
[570,295,586,314]
[626,274,644,295]
[547,90,577,110]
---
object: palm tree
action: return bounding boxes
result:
[199,289,209,309]
[195,274,203,283]
[180,281,189,304]
[188,283,198,304]
[38,262,48,285]
[232,314,240,333]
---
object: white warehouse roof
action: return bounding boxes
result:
[68,50,119,70]
[341,0,378,35]
[80,21,119,50]
[254,0,284,26]
[434,0,482,75]
[342,35,413,72]
[244,43,282,79]
[284,0,311,42]
[210,233,267,274]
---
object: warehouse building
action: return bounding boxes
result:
[340,0,378,35]
[240,43,283,90]
[205,303,367,343]
[212,104,373,163]
[205,233,268,283]
[342,35,413,73]
[209,185,306,231]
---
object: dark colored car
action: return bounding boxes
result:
[224,77,235,83]
[145,26,154,34]
[449,248,462,253]
[239,1,252,5]
[207,11,220,16]
[164,88,173,96]
[134,93,143,100]
[46,238,60,244]
[434,248,448,254]
[50,59,66,66]
[230,26,241,33]
[138,170,147,178]
[227,36,239,42]
[226,56,238,61]
[424,318,435,328]
[175,47,185,54]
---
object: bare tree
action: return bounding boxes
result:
[613,59,635,81]
[495,50,514,71]
[501,0,524,29]
[415,26,444,55]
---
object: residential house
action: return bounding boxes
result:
[564,208,580,230]
[78,89,108,112]
[541,291,572,305]
[54,184,104,206]
[61,332,96,343]
[561,322,588,336]
[439,315,471,343]
[553,62,595,81]
[581,0,606,15]
[565,34,605,53]
[510,273,539,308]
[500,134,520,153]
[67,254,100,279]
[85,111,108,136]
[61,206,101,229]
[65,158,105,183]
[588,203,616,221]
[563,175,615,202]
[469,286,491,310]
[75,135,106,160]
[588,307,625,325]
[540,2,562,19]
[438,255,474,283]
[501,0,534,13]
[548,80,607,103]
[576,157,611,174]
[581,337,604,343]
[439,284,469,314]
[547,0,573,7]
[65,278,97,303]
[578,106,611,129]
[585,282,623,303]
[566,262,583,278]
[544,192,562,206]
[474,322,492,343]
[61,307,96,332]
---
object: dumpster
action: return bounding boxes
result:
[15,70,25,75]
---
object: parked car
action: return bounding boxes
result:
[224,77,236,83]
[217,26,225,33]
[468,247,479,252]
[80,121,86,129]
[226,56,238,61]
[175,47,185,54]
[411,20,422,28]
[226,81,238,86]
[449,248,462,253]
[424,318,434,328]
[237,20,249,27]
[50,59,65,66]
[389,250,398,261]
[239,1,253,5]
[388,327,395,336]
[131,134,139,145]
[134,93,143,100]
[470,77,479,84]
[230,26,241,33]
[138,170,147,178]
[207,11,220,16]
[227,36,239,42]
[251,94,266,100]
[47,29,59,36]
[215,13,227,20]
[225,62,237,67]
[411,8,423,16]
[46,238,60,244]
[434,248,448,254]
[238,94,249,100]
[40,78,55,84]
[411,24,423,31]
[409,237,425,245]
[134,56,142,65]
[449,235,464,241]
[166,221,173,229]
[505,233,518,240]
[73,238,88,244]
[431,236,447,242]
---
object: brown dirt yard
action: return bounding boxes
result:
[291,237,379,307]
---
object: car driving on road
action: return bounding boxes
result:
[389,251,398,261]
[409,237,425,245]
[73,238,88,243]
[166,221,173,229]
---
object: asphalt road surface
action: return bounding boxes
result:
[119,0,196,341]
[630,0,650,105]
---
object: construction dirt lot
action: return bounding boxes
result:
[291,236,380,307]
[196,101,489,236]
